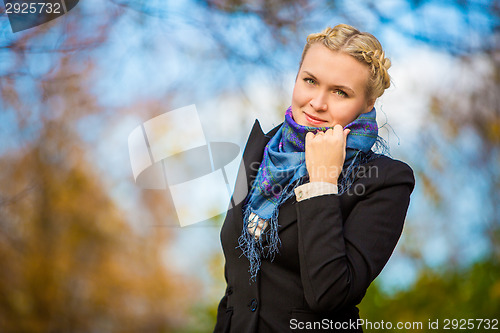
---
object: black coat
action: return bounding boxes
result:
[214,119,415,333]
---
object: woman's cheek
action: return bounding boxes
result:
[293,84,311,105]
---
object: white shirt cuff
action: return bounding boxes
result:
[294,182,338,202]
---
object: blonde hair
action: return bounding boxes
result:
[299,24,391,99]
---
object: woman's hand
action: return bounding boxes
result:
[305,125,351,185]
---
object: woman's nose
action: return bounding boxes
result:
[309,92,328,111]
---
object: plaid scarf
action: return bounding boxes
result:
[238,106,382,281]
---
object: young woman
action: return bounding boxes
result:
[214,24,415,333]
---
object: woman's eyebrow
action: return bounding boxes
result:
[303,70,319,81]
[335,85,355,95]
[302,70,355,95]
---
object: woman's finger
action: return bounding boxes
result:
[305,131,314,143]
[315,130,325,136]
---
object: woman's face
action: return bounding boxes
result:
[292,43,375,128]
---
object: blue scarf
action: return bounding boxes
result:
[238,106,382,281]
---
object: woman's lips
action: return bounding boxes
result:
[304,112,327,125]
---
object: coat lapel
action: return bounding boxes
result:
[229,120,274,234]
[231,120,278,202]
[230,119,299,237]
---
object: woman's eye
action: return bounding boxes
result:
[335,90,347,97]
[304,78,316,85]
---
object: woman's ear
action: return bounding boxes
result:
[364,98,376,113]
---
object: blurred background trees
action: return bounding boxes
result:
[1,0,499,331]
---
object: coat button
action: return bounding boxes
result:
[226,287,233,295]
[249,298,258,312]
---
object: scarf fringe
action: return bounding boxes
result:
[238,176,307,282]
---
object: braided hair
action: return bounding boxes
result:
[299,24,392,100]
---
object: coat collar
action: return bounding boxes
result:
[231,119,297,236]
[241,119,281,194]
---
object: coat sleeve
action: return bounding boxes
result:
[295,159,415,313]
